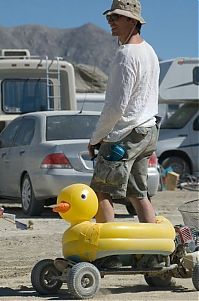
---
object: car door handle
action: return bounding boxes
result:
[1,152,10,163]
[178,134,187,137]
[20,150,25,155]
[1,152,7,158]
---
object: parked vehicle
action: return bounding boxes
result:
[159,57,199,104]
[157,57,199,177]
[0,111,159,216]
[0,48,76,132]
[157,102,199,177]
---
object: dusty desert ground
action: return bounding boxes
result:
[0,189,199,301]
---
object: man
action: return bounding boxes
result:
[88,0,160,224]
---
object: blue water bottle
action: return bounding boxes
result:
[105,144,126,161]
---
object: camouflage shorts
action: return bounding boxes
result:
[90,125,158,199]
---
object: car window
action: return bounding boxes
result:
[46,115,99,140]
[161,104,197,129]
[14,118,35,146]
[0,119,22,148]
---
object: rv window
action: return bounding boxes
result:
[2,79,54,113]
[193,67,199,85]
[159,61,172,85]
[161,103,197,129]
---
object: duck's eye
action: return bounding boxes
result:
[81,194,87,200]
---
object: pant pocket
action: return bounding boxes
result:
[94,155,128,186]
[134,127,149,136]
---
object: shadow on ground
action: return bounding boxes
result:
[0,283,194,300]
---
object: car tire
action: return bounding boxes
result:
[160,156,191,178]
[21,173,44,216]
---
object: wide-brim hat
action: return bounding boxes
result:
[103,0,146,24]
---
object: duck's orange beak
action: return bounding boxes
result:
[52,202,70,213]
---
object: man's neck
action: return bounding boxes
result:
[119,32,143,45]
[128,34,143,44]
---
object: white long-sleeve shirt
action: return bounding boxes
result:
[90,41,160,145]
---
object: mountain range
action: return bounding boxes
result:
[0,23,118,75]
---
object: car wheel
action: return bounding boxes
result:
[160,156,191,178]
[21,173,44,216]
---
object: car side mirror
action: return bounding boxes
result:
[193,116,199,131]
[193,67,199,85]
[0,121,6,133]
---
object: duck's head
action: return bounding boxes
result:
[53,184,98,224]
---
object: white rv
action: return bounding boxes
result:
[0,49,76,132]
[159,57,199,103]
[157,57,199,177]
[76,92,105,112]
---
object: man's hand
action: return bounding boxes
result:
[0,207,4,218]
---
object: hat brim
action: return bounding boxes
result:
[103,9,146,24]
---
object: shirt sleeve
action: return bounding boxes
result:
[90,60,136,145]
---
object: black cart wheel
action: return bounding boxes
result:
[144,273,175,287]
[31,259,62,295]
[67,262,101,299]
[192,263,199,291]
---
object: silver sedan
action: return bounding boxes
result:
[0,111,159,216]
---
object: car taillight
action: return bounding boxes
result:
[41,153,72,169]
[148,152,158,167]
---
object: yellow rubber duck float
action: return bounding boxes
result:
[53,184,176,263]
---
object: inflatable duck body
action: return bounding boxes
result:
[53,184,176,263]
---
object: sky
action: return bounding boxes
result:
[0,0,198,61]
